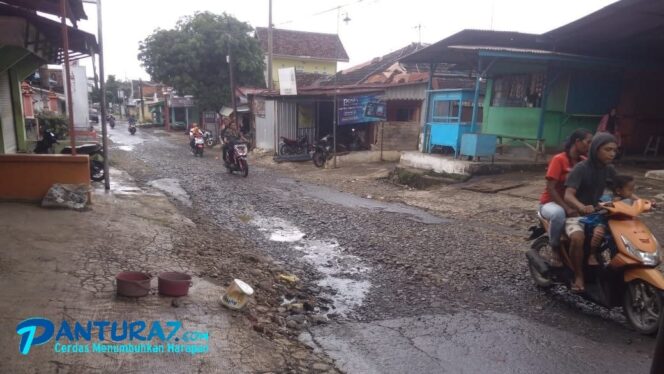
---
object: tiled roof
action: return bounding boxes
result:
[255,27,349,61]
[320,43,453,86]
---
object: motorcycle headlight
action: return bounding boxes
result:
[621,235,661,266]
[234,145,248,156]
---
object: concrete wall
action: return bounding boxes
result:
[269,57,336,88]
[0,154,90,201]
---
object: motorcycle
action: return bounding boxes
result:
[349,128,366,151]
[107,115,115,129]
[311,134,333,168]
[224,142,249,177]
[191,134,205,157]
[34,130,105,182]
[128,122,137,135]
[279,135,309,155]
[526,199,663,334]
[203,130,216,147]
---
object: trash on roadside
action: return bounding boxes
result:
[277,273,299,284]
[221,279,254,310]
[41,184,91,210]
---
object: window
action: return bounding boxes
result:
[491,73,545,107]
[432,100,460,122]
[396,108,415,122]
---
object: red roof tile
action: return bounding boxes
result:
[255,27,349,62]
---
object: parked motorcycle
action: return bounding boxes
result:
[203,130,216,147]
[311,134,333,168]
[34,130,105,182]
[191,134,205,157]
[279,135,309,155]
[349,128,366,151]
[526,199,663,334]
[224,142,249,177]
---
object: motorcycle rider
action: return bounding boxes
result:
[189,123,202,150]
[538,129,592,266]
[564,133,618,293]
[221,121,245,163]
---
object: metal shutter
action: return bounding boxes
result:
[0,71,17,153]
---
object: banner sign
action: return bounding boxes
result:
[337,94,386,125]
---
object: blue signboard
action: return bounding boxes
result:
[338,94,386,125]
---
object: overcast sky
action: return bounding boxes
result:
[73,0,619,81]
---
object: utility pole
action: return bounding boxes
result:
[267,0,273,91]
[415,24,422,44]
[83,0,110,189]
[228,45,237,120]
[60,0,76,155]
[139,78,145,122]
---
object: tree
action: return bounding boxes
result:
[90,75,129,105]
[138,12,265,111]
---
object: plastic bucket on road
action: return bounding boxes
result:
[116,271,151,297]
[158,272,192,297]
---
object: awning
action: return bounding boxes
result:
[0,0,87,24]
[0,3,98,62]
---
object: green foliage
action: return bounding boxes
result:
[138,12,265,111]
[90,74,130,105]
[36,112,69,139]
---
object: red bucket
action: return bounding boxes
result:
[116,271,151,297]
[158,272,192,297]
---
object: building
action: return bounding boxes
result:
[0,0,97,154]
[255,27,349,89]
[401,0,664,159]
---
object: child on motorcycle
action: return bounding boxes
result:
[580,174,638,263]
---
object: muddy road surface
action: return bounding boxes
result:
[109,125,656,374]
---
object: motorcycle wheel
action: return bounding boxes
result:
[623,280,663,335]
[312,152,326,168]
[280,144,291,156]
[206,138,214,147]
[527,237,553,289]
[90,160,105,182]
[239,159,249,177]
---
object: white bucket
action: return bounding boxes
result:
[221,279,254,310]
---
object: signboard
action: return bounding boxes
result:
[254,97,266,118]
[337,94,386,125]
[278,67,297,96]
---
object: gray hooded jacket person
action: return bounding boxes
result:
[564,133,617,206]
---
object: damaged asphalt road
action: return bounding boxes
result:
[110,126,655,373]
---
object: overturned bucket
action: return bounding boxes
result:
[221,279,254,310]
[158,272,192,297]
[116,271,151,297]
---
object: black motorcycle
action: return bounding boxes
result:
[107,115,115,129]
[128,122,137,135]
[311,134,333,168]
[203,130,216,147]
[224,141,249,177]
[34,130,105,182]
[279,135,308,155]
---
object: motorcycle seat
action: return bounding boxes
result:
[61,143,102,155]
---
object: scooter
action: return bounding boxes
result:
[203,130,216,147]
[279,135,308,155]
[224,142,249,177]
[34,130,105,182]
[128,122,137,135]
[107,115,115,129]
[526,199,663,334]
[191,134,204,157]
[311,134,333,168]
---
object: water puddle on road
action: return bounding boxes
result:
[147,178,192,207]
[298,184,447,224]
[252,217,371,316]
